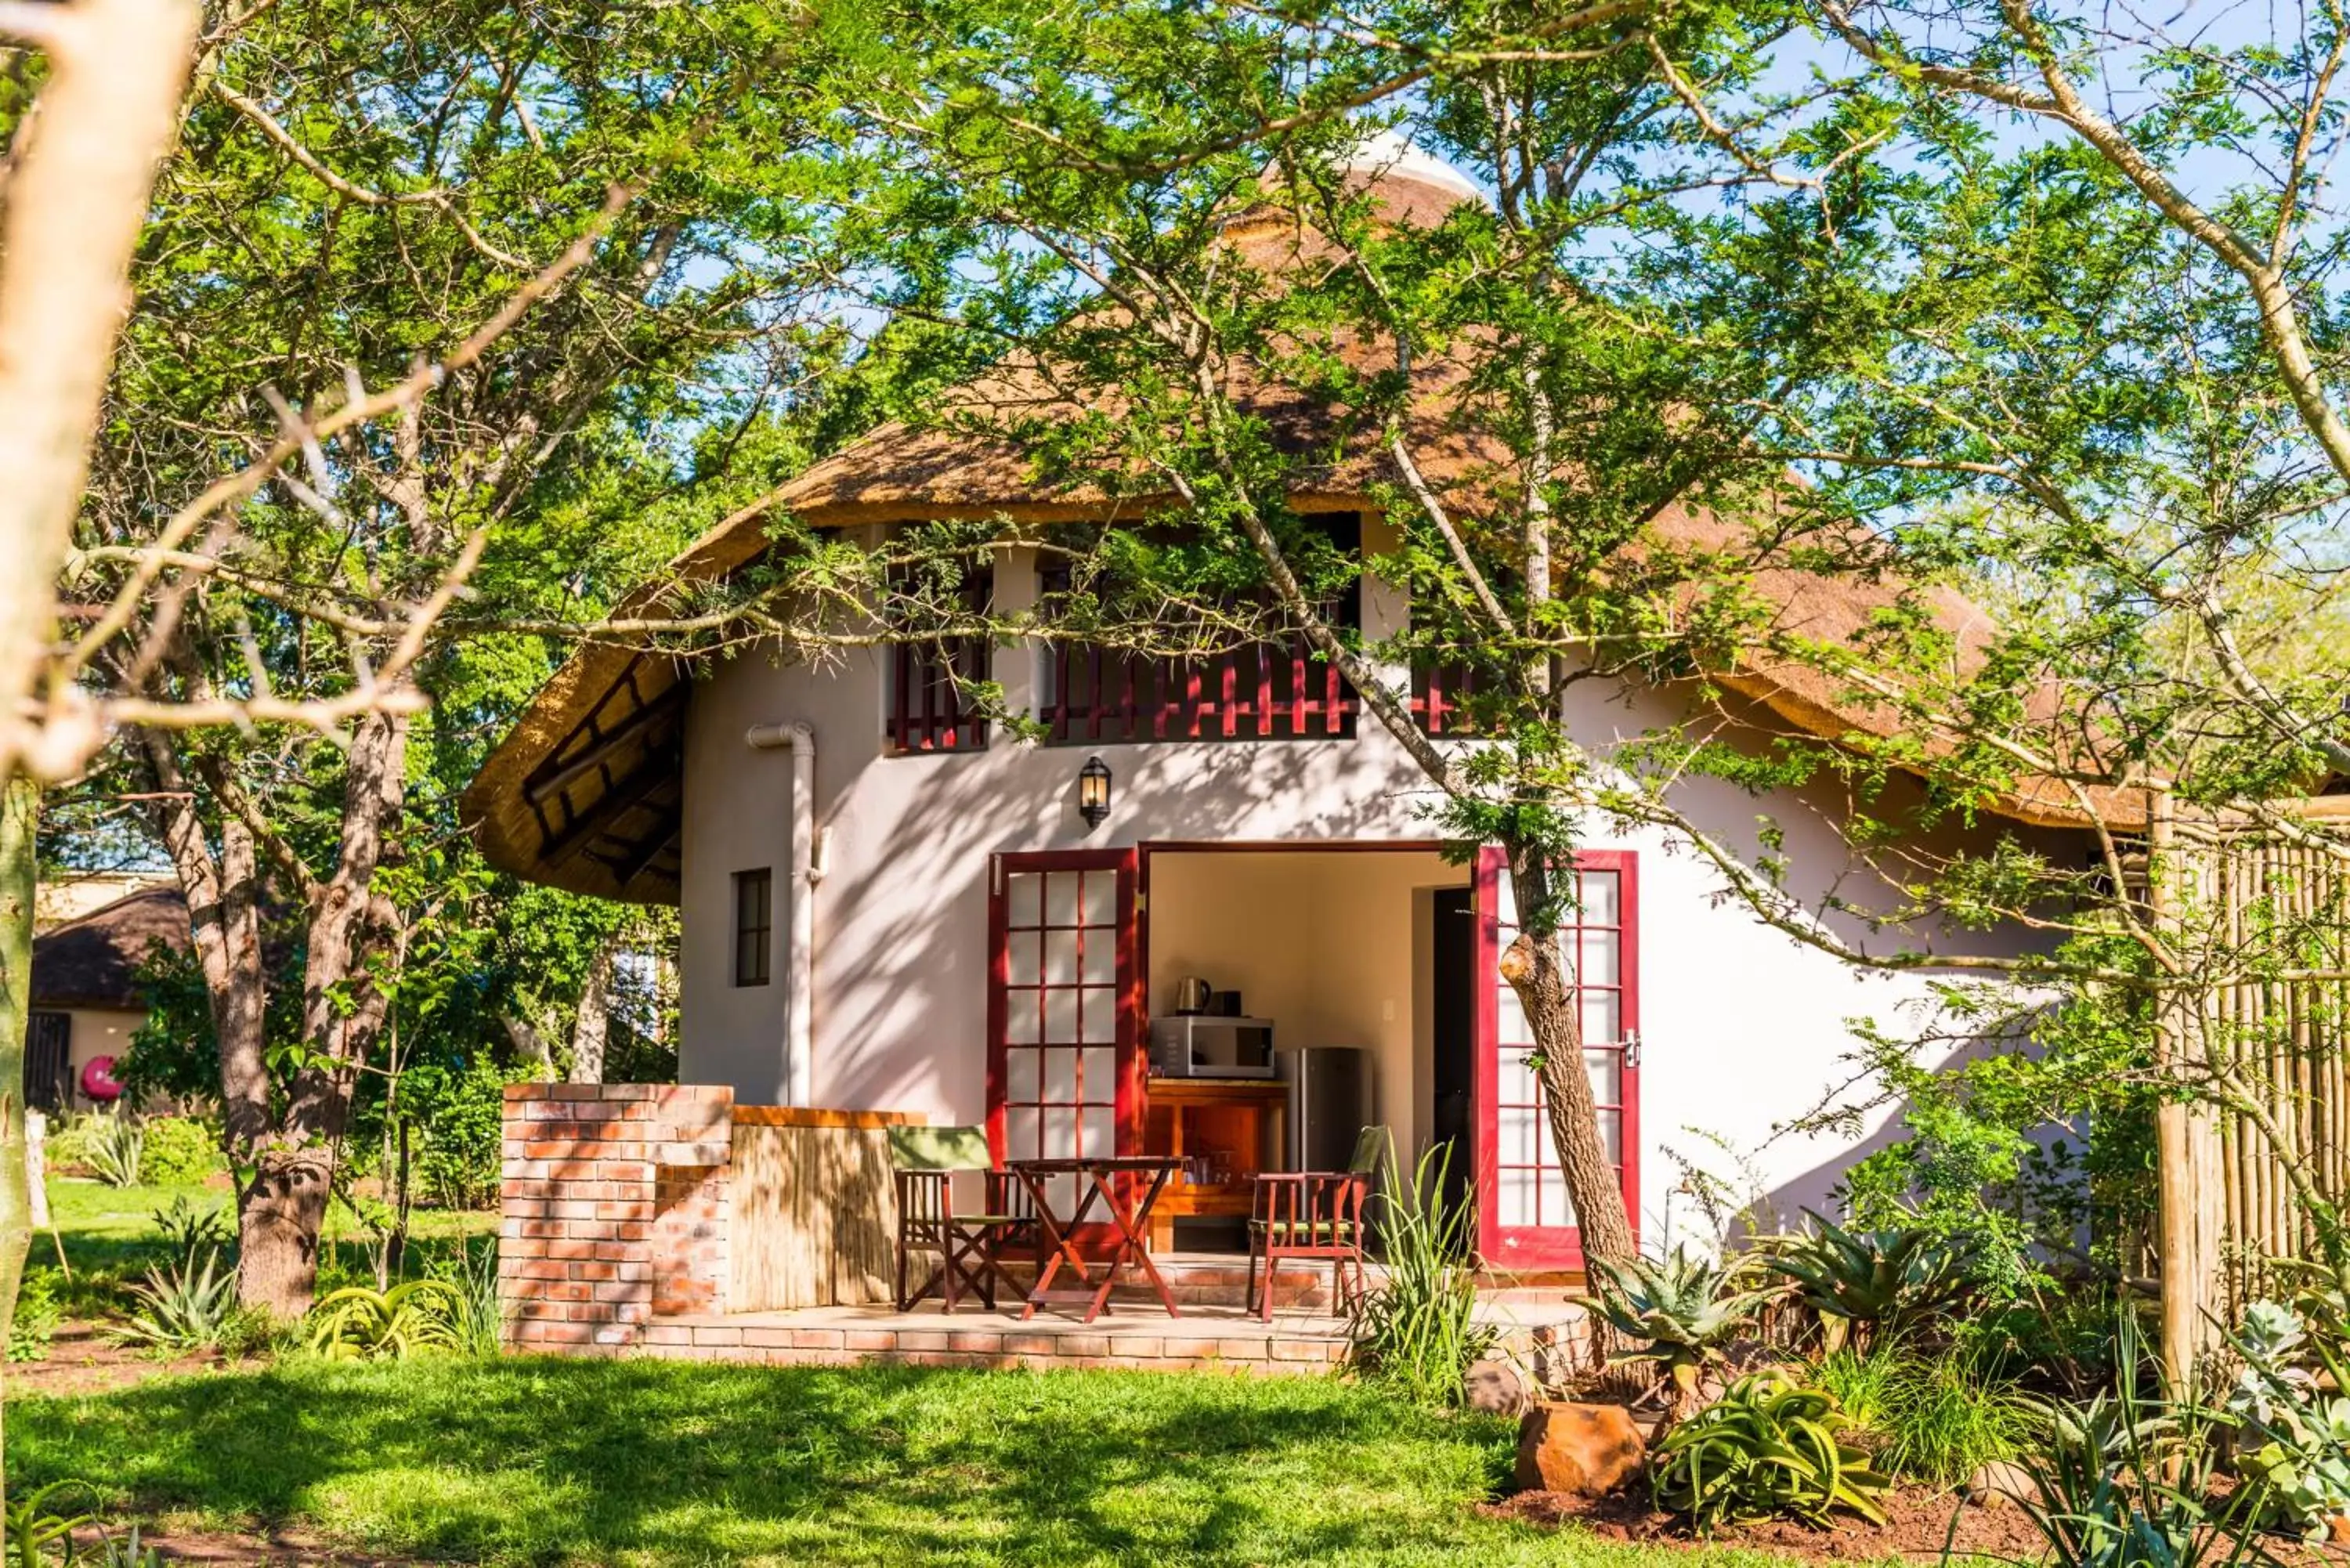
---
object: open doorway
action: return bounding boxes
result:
[1430,887,1476,1230]
[1138,844,1470,1252]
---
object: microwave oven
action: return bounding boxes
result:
[1148,1015,1277,1078]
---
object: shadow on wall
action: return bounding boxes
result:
[810,738,1409,1122]
[1653,1002,2063,1251]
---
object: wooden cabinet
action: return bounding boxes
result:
[1141,1077,1286,1251]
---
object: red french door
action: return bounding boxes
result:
[987,850,1143,1218]
[1473,848,1640,1273]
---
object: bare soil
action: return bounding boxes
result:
[64,1526,428,1566]
[1488,1483,2049,1562]
[1491,1483,2350,1565]
[9,1321,251,1397]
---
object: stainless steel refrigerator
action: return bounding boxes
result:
[1276,1046,1372,1172]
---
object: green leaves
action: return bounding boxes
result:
[1651,1370,1893,1530]
[1762,1209,1969,1341]
[307,1278,467,1361]
[1589,1245,1778,1395]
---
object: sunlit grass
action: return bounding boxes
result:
[7,1356,1820,1566]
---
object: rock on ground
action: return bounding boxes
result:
[1513,1401,1647,1498]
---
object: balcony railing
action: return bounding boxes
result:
[1043,635,1358,743]
[885,634,993,753]
[1408,659,1490,736]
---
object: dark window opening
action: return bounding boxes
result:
[884,555,993,755]
[733,869,772,988]
[1039,515,1362,744]
[27,1012,69,1114]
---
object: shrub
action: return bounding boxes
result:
[428,1237,504,1358]
[137,1116,220,1185]
[403,1058,509,1210]
[43,1114,99,1177]
[8,1270,61,1363]
[1764,1210,1968,1350]
[2226,1298,2350,1540]
[215,1305,285,1361]
[116,1248,237,1351]
[308,1280,465,1360]
[1589,1247,1777,1408]
[1347,1142,1497,1406]
[154,1194,233,1263]
[1652,1370,1891,1531]
[2019,1313,2271,1568]
[1814,1339,2034,1486]
[82,1112,144,1188]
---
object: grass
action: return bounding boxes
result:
[1813,1339,2035,1487]
[15,1179,1813,1566]
[3,1357,1819,1567]
[41,1177,496,1281]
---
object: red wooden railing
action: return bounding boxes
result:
[1045,634,1358,743]
[1408,659,1488,736]
[887,634,992,753]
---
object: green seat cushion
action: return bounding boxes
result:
[890,1125,992,1172]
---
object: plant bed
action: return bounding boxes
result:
[1492,1481,2350,1565]
[6,1320,256,1398]
[1488,1481,2053,1562]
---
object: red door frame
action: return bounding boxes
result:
[1472,847,1640,1273]
[985,849,1146,1167]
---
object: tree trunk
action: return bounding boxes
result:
[238,1144,333,1317]
[244,711,410,1317]
[0,777,39,1508]
[567,936,614,1084]
[1501,846,1638,1267]
[502,1010,558,1079]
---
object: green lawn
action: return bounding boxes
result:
[42,1176,496,1282]
[5,1357,1810,1567]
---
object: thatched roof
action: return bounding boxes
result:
[31,887,189,1011]
[465,161,2135,903]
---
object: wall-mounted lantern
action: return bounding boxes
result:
[1077,755,1112,831]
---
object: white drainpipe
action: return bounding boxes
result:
[743,721,825,1106]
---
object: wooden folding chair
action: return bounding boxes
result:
[1246,1125,1386,1321]
[888,1125,1036,1313]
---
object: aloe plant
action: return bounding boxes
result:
[116,1247,238,1350]
[1589,1246,1778,1407]
[82,1111,143,1188]
[1652,1370,1892,1530]
[309,1279,465,1360]
[1765,1210,1967,1349]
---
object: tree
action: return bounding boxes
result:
[840,0,1900,1265]
[13,0,906,1317]
[0,0,202,1504]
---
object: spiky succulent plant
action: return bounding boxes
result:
[1765,1211,1969,1348]
[1589,1245,1780,1404]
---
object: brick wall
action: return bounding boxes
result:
[500,1083,734,1353]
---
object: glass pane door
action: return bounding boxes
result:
[1474,849,1639,1271]
[989,851,1137,1216]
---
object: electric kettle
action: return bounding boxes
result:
[1173,976,1213,1015]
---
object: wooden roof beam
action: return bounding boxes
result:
[609,822,683,891]
[522,674,689,808]
[540,749,679,868]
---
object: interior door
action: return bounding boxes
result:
[1473,848,1640,1272]
[987,850,1141,1218]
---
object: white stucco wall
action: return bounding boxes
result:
[674,541,2066,1245]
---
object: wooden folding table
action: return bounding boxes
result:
[1009,1154,1180,1324]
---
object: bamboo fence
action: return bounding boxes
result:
[2153,798,2350,1381]
[727,1107,912,1312]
